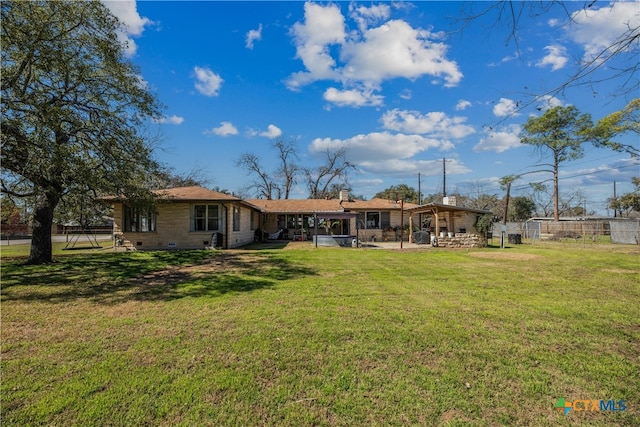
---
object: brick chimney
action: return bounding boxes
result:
[339,190,349,201]
[442,196,457,206]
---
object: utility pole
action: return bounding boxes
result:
[613,181,617,218]
[418,172,422,205]
[442,158,446,197]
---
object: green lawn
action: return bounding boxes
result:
[1,243,638,426]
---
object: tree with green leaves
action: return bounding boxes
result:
[1,0,162,264]
[509,196,536,221]
[590,98,639,157]
[519,106,593,221]
[373,184,420,204]
[1,195,23,225]
[609,177,640,217]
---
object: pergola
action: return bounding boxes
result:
[404,203,492,242]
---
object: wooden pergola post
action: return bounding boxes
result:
[409,211,414,243]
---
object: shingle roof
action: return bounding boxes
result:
[342,198,418,210]
[104,186,419,212]
[154,186,241,201]
[246,197,417,213]
[247,199,343,213]
[405,203,492,215]
[101,186,242,202]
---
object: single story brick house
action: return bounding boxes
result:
[247,190,418,242]
[106,186,490,250]
[107,186,261,250]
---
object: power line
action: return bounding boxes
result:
[510,163,639,192]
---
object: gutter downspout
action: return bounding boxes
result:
[220,202,229,249]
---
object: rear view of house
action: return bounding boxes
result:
[108,186,260,250]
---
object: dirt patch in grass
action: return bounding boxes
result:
[440,408,469,423]
[468,252,543,261]
[139,253,264,284]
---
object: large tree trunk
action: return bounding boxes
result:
[28,192,59,264]
[553,154,560,222]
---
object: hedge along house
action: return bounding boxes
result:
[107,186,261,250]
[248,190,418,242]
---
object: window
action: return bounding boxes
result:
[381,212,391,229]
[233,206,240,231]
[123,206,156,232]
[357,211,386,229]
[367,212,380,229]
[192,204,220,231]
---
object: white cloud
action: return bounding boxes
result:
[356,158,470,175]
[154,115,184,125]
[308,126,472,177]
[354,178,385,187]
[193,66,223,96]
[455,99,472,111]
[287,2,345,90]
[566,1,640,61]
[206,121,238,136]
[399,89,412,100]
[102,0,153,57]
[246,24,263,49]
[310,131,453,164]
[287,3,462,104]
[536,44,568,71]
[570,158,640,186]
[323,87,384,107]
[473,124,522,153]
[135,74,149,90]
[493,98,519,117]
[349,3,391,32]
[488,52,520,67]
[260,124,282,138]
[381,109,475,139]
[537,95,565,111]
[341,20,462,87]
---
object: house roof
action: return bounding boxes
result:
[246,197,417,214]
[154,186,241,201]
[405,203,492,215]
[104,185,419,213]
[102,186,245,203]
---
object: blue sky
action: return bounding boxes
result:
[105,1,639,214]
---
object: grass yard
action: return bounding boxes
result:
[1,242,639,426]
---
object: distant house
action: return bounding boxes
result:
[107,186,261,250]
[248,190,418,242]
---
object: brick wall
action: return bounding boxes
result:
[113,201,256,249]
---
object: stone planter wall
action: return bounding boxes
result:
[436,233,486,248]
